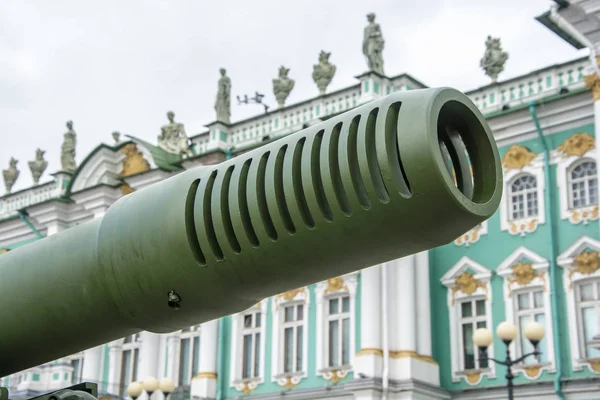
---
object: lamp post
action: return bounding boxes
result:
[127,377,174,400]
[473,321,545,400]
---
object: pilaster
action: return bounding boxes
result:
[107,340,123,395]
[138,332,161,381]
[81,346,103,385]
[204,121,230,153]
[191,319,219,399]
[355,265,382,378]
[165,334,180,381]
[355,71,388,105]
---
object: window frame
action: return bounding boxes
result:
[441,256,495,385]
[229,301,267,393]
[119,334,140,398]
[177,324,201,386]
[568,160,598,210]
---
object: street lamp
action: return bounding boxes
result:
[473,321,545,400]
[127,377,174,400]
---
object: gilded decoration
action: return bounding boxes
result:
[569,206,599,225]
[0,248,8,254]
[120,143,150,177]
[120,183,135,196]
[279,287,305,301]
[234,381,257,395]
[509,218,538,237]
[523,365,542,379]
[464,371,482,385]
[454,224,482,247]
[193,372,217,380]
[502,145,536,170]
[568,251,600,288]
[452,272,487,304]
[388,350,438,364]
[325,276,348,294]
[557,132,595,157]
[506,263,546,295]
[589,359,600,373]
[322,369,348,384]
[585,65,600,101]
[356,348,384,357]
[276,375,301,389]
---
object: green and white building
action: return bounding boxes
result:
[3,1,600,399]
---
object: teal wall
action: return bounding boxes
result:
[430,122,600,392]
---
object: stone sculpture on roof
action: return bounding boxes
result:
[158,111,193,157]
[215,68,231,124]
[312,51,336,95]
[2,158,19,194]
[273,66,295,108]
[362,13,385,75]
[60,120,77,172]
[28,149,47,185]
[480,35,509,83]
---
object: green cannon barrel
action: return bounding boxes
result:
[0,87,502,376]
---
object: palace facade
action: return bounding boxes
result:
[3,2,600,399]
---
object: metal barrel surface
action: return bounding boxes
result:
[0,87,502,376]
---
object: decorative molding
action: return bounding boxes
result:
[193,372,217,380]
[277,287,307,303]
[356,348,383,357]
[0,248,8,254]
[324,276,348,294]
[497,247,555,377]
[554,151,599,225]
[558,236,600,372]
[584,72,600,101]
[556,132,595,158]
[321,369,349,384]
[119,183,135,196]
[441,257,495,384]
[120,143,150,177]
[499,155,546,236]
[454,221,488,247]
[502,145,536,169]
[233,380,257,395]
[276,375,301,389]
[588,359,600,373]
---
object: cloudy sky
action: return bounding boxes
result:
[0,0,587,193]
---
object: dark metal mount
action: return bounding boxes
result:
[1,382,98,400]
[237,92,269,113]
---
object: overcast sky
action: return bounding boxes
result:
[0,0,587,193]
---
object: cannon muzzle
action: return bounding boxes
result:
[0,87,502,376]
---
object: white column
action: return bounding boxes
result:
[81,345,103,384]
[138,332,161,380]
[165,334,179,381]
[416,251,433,358]
[191,319,219,399]
[108,340,123,395]
[354,264,382,378]
[395,256,417,352]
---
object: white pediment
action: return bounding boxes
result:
[497,246,549,276]
[441,256,492,287]
[557,235,600,267]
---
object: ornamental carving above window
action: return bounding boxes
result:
[502,145,536,170]
[557,132,595,158]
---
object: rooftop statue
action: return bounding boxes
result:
[215,68,231,124]
[112,131,121,145]
[362,13,385,75]
[2,158,19,194]
[60,120,77,173]
[28,149,47,185]
[273,66,295,108]
[158,111,193,157]
[480,35,509,83]
[312,51,336,95]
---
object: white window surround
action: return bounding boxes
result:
[441,257,495,385]
[229,300,267,392]
[499,155,546,236]
[178,325,201,386]
[271,287,310,388]
[557,235,600,373]
[119,334,141,398]
[315,274,358,383]
[555,151,599,225]
[496,246,555,379]
[454,221,489,247]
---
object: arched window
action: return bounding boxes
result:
[508,175,538,220]
[569,161,598,209]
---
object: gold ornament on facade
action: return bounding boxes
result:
[509,218,538,236]
[279,287,305,301]
[277,375,300,389]
[452,272,487,304]
[523,365,542,379]
[193,372,217,380]
[325,276,348,294]
[0,248,8,254]
[120,143,150,177]
[356,348,384,357]
[234,381,257,395]
[120,183,135,196]
[568,251,600,288]
[569,206,599,225]
[501,145,536,169]
[584,71,600,101]
[454,225,482,247]
[464,371,481,385]
[557,132,595,157]
[589,359,600,373]
[322,369,348,384]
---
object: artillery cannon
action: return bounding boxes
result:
[0,88,502,398]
